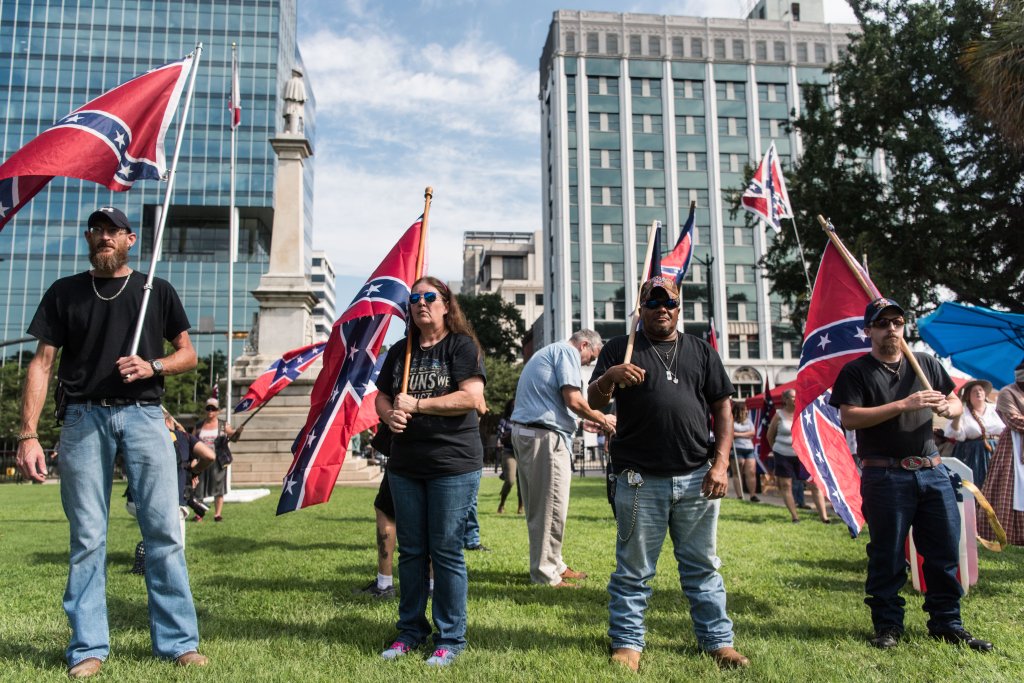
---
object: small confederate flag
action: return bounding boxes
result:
[233,342,327,413]
[740,141,793,234]
[0,55,194,232]
[661,202,696,285]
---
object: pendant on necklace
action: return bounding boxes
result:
[666,370,678,383]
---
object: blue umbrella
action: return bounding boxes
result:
[917,302,1024,388]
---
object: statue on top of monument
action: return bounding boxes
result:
[283,68,307,134]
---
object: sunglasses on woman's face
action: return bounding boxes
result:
[205,406,218,411]
[409,292,439,305]
[642,298,680,310]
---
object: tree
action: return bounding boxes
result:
[962,0,1024,150]
[457,292,527,362]
[0,355,59,447]
[478,356,522,447]
[757,0,1024,330]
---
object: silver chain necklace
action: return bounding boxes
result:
[649,336,679,384]
[91,271,132,301]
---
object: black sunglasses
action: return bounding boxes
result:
[643,298,680,310]
[870,317,905,329]
[409,292,439,305]
[205,406,218,411]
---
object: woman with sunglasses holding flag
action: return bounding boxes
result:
[374,276,487,668]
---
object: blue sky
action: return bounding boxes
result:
[295,1,857,308]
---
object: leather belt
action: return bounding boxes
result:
[70,398,162,407]
[861,455,942,471]
[514,421,553,431]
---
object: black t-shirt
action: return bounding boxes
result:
[27,271,191,401]
[829,352,954,459]
[377,333,486,479]
[593,333,734,476]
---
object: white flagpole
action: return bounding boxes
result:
[129,44,204,356]
[226,43,239,426]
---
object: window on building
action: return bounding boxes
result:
[514,292,526,305]
[649,36,661,56]
[587,32,600,53]
[747,334,761,358]
[691,37,703,58]
[727,302,740,321]
[672,37,684,57]
[733,39,745,60]
[535,293,544,305]
[716,82,745,101]
[630,35,642,55]
[714,38,726,60]
[796,42,808,63]
[632,78,662,98]
[568,114,576,132]
[607,33,619,54]
[791,3,801,21]
[565,32,576,52]
[815,42,827,63]
[774,41,787,61]
[755,40,768,61]
[569,185,578,205]
[729,334,741,356]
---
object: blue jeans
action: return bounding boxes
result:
[389,469,480,654]
[59,401,199,666]
[608,464,734,652]
[860,464,962,633]
[463,495,480,548]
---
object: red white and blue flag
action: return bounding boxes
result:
[0,55,194,232]
[277,217,424,514]
[791,241,880,537]
[233,341,327,413]
[740,141,792,234]
[661,202,696,285]
[754,378,776,462]
[229,47,242,130]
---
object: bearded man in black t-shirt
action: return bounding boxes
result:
[588,275,748,672]
[830,297,992,653]
[15,207,208,677]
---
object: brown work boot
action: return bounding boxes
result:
[708,646,749,669]
[552,580,579,589]
[610,647,641,672]
[174,651,209,667]
[561,567,588,580]
[68,658,102,679]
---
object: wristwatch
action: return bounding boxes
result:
[149,359,165,376]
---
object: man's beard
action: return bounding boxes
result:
[89,243,129,273]
[880,338,900,355]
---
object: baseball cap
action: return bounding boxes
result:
[639,275,679,303]
[863,297,906,328]
[205,398,220,409]
[87,206,132,232]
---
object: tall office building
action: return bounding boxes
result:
[539,2,856,394]
[0,0,315,364]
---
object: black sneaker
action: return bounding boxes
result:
[870,628,901,649]
[353,579,396,599]
[129,540,146,575]
[930,628,993,652]
[465,544,491,552]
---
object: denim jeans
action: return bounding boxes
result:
[860,464,962,633]
[608,464,734,652]
[389,469,481,654]
[463,495,480,548]
[59,401,199,666]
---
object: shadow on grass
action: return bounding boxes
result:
[190,535,368,555]
[0,640,66,671]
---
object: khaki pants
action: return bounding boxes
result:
[513,426,571,586]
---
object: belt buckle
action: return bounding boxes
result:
[99,398,113,407]
[900,456,927,471]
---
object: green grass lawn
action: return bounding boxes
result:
[1,476,1022,682]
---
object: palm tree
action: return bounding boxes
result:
[961,0,1024,148]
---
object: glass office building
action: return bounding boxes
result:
[539,4,857,393]
[0,0,315,363]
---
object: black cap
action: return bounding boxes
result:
[863,297,905,328]
[87,206,132,232]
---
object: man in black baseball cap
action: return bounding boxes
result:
[863,297,905,329]
[87,206,132,232]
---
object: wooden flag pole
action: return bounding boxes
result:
[619,221,660,387]
[400,186,434,395]
[816,215,932,391]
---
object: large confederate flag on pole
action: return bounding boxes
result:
[791,241,881,536]
[277,217,424,514]
[0,56,194,231]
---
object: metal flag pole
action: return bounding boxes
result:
[788,216,814,298]
[226,43,239,425]
[129,44,204,356]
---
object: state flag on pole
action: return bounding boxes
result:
[791,241,881,536]
[277,217,424,514]
[229,47,242,129]
[0,56,194,232]
[754,378,775,461]
[705,316,719,352]
[740,141,793,234]
[233,341,327,413]
[661,203,696,286]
